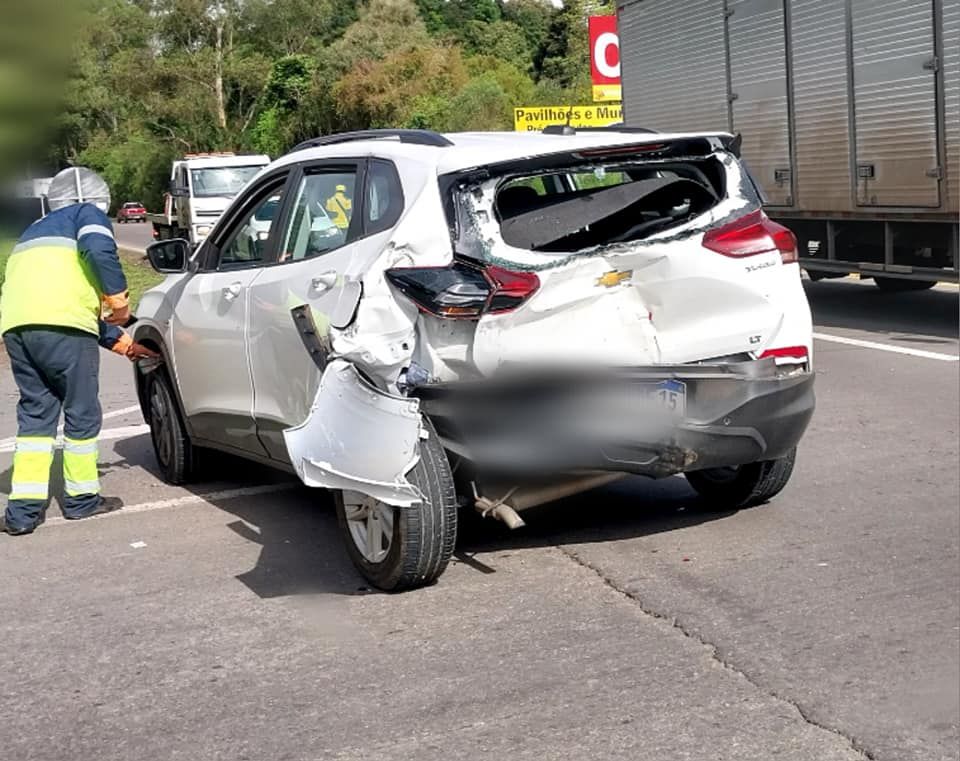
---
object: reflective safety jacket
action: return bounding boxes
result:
[0,203,130,350]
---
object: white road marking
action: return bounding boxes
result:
[43,483,300,527]
[103,404,143,421]
[0,404,144,451]
[813,332,960,362]
[0,424,149,454]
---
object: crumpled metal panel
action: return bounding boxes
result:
[283,360,425,506]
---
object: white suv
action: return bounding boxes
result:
[137,128,815,591]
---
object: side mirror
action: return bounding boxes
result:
[169,182,188,197]
[146,239,189,274]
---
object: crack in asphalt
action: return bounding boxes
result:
[555,544,877,761]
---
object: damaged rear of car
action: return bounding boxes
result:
[139,129,814,593]
[290,131,815,589]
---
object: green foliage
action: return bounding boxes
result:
[45,0,608,204]
[459,20,532,68]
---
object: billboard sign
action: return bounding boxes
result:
[513,104,623,132]
[589,15,621,102]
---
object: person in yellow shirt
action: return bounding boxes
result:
[325,184,352,230]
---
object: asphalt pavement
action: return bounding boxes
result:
[113,218,154,253]
[0,278,957,761]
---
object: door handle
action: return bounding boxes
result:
[309,271,338,293]
[221,282,243,301]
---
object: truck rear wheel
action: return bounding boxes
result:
[686,448,796,511]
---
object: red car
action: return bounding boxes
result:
[117,202,147,223]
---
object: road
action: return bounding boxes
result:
[0,280,957,761]
[114,219,154,253]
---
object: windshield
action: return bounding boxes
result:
[190,166,263,198]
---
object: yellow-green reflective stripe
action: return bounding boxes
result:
[12,448,54,484]
[10,482,48,499]
[64,478,100,496]
[63,435,98,496]
[63,439,98,455]
[15,438,54,453]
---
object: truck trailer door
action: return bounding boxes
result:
[850,0,941,207]
[726,0,795,207]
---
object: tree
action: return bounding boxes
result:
[239,0,358,57]
[334,45,468,129]
[500,0,556,77]
[459,20,532,69]
[539,0,612,90]
[330,0,430,73]
[31,0,611,207]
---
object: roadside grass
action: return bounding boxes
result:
[0,240,163,310]
[118,248,165,308]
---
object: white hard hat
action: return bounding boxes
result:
[46,166,111,212]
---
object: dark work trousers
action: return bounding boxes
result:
[4,326,102,529]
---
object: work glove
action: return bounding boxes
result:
[102,291,131,326]
[104,304,131,326]
[126,342,160,361]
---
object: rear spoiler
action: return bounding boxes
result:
[539,125,743,159]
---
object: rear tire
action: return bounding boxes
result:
[335,423,457,592]
[874,277,936,292]
[146,370,194,485]
[685,448,797,511]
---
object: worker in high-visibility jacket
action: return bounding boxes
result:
[325,184,352,230]
[0,188,157,535]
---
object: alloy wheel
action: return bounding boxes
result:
[342,491,395,563]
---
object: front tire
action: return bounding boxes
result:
[146,370,194,485]
[335,424,457,592]
[685,448,797,511]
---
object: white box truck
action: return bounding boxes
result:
[149,152,270,246]
[617,0,959,289]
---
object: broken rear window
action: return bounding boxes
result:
[494,160,722,252]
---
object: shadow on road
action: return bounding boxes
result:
[805,280,959,342]
[0,436,734,599]
[456,474,731,558]
[111,435,361,598]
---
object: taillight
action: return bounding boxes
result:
[759,346,808,360]
[702,210,798,264]
[386,259,540,319]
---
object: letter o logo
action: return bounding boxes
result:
[593,32,620,79]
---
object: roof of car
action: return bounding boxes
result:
[269,130,733,176]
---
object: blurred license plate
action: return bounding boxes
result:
[638,379,687,416]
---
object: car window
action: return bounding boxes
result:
[365,160,404,235]
[570,170,630,191]
[279,169,357,263]
[502,177,548,196]
[218,186,285,268]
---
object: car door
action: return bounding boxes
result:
[247,159,407,460]
[170,173,290,455]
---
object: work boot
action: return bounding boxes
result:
[1,511,46,536]
[63,496,123,521]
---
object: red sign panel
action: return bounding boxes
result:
[589,15,621,86]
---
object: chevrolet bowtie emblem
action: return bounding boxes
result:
[596,270,632,288]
